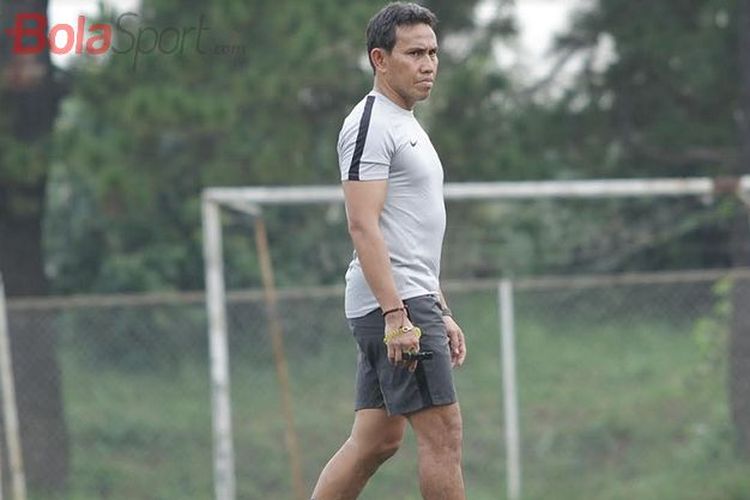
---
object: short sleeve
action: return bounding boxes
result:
[338,96,394,181]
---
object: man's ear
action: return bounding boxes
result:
[370,48,388,73]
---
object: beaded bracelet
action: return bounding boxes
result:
[383,325,422,344]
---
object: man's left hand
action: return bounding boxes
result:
[444,316,466,368]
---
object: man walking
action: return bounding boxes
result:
[312,3,467,499]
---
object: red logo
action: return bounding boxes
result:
[5,13,112,55]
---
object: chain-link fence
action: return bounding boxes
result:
[509,270,749,500]
[2,269,750,500]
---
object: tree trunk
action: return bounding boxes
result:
[0,0,70,492]
[729,0,750,458]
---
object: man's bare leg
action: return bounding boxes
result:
[311,408,407,500]
[409,403,465,500]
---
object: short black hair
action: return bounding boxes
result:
[366,2,438,71]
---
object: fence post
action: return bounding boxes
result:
[498,279,521,500]
[0,275,27,500]
[202,199,236,500]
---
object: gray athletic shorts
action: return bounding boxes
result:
[348,294,457,416]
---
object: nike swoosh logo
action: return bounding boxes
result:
[410,139,418,147]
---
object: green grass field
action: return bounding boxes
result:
[47,289,750,499]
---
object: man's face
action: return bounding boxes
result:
[377,23,438,109]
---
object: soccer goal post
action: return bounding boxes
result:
[201,176,750,500]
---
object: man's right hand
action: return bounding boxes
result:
[384,310,420,372]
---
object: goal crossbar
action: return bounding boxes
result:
[204,176,750,206]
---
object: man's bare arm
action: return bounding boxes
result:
[343,180,419,366]
[343,180,402,311]
[438,287,467,367]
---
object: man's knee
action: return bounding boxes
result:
[413,404,463,457]
[351,429,403,464]
[370,429,403,463]
[373,436,402,463]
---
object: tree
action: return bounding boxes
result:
[541,0,749,454]
[50,0,516,293]
[0,0,69,492]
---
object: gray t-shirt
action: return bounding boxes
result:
[338,90,446,318]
